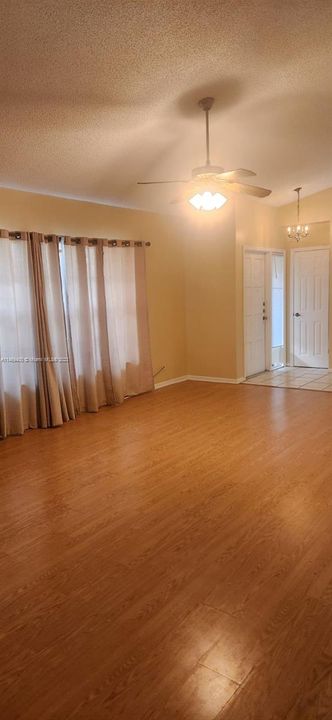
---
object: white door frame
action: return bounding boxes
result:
[243,247,286,377]
[289,245,330,368]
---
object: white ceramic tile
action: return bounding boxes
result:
[264,381,284,387]
[243,366,332,393]
[291,379,312,387]
[301,382,330,390]
[278,383,306,388]
[303,377,330,384]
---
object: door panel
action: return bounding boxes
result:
[245,253,266,376]
[293,249,329,368]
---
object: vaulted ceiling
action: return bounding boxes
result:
[1,0,332,212]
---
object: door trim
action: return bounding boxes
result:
[289,246,330,368]
[243,247,286,378]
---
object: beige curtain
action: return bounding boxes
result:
[0,231,38,436]
[61,238,114,412]
[29,233,76,427]
[103,241,154,402]
[61,238,153,409]
[0,232,153,438]
[0,232,76,438]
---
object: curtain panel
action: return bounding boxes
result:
[0,232,153,438]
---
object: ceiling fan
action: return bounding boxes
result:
[137,97,271,210]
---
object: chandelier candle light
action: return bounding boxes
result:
[287,187,309,242]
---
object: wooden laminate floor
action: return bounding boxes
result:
[1,380,332,719]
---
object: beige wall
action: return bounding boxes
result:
[0,187,257,384]
[183,196,280,380]
[277,188,332,228]
[3,184,332,384]
[184,201,237,379]
[0,187,187,383]
[0,187,286,385]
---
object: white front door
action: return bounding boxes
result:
[293,248,329,368]
[244,252,267,376]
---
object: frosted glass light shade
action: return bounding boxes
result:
[188,191,228,211]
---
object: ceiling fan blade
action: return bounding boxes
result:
[215,180,271,198]
[137,180,189,185]
[216,168,256,181]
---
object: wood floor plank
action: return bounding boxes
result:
[63,605,239,720]
[282,637,332,719]
[214,527,332,718]
[1,381,332,718]
[198,613,259,685]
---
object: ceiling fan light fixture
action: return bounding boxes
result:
[188,190,228,211]
[137,96,271,202]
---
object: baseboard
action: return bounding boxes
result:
[188,375,245,384]
[154,374,245,389]
[154,375,188,389]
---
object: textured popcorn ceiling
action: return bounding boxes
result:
[0,0,332,212]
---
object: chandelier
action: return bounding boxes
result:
[287,187,309,242]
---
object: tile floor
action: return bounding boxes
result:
[243,366,332,392]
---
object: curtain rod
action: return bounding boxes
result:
[6,232,151,247]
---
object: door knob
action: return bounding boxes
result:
[293,312,301,317]
[263,316,268,320]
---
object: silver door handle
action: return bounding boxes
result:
[293,312,301,317]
